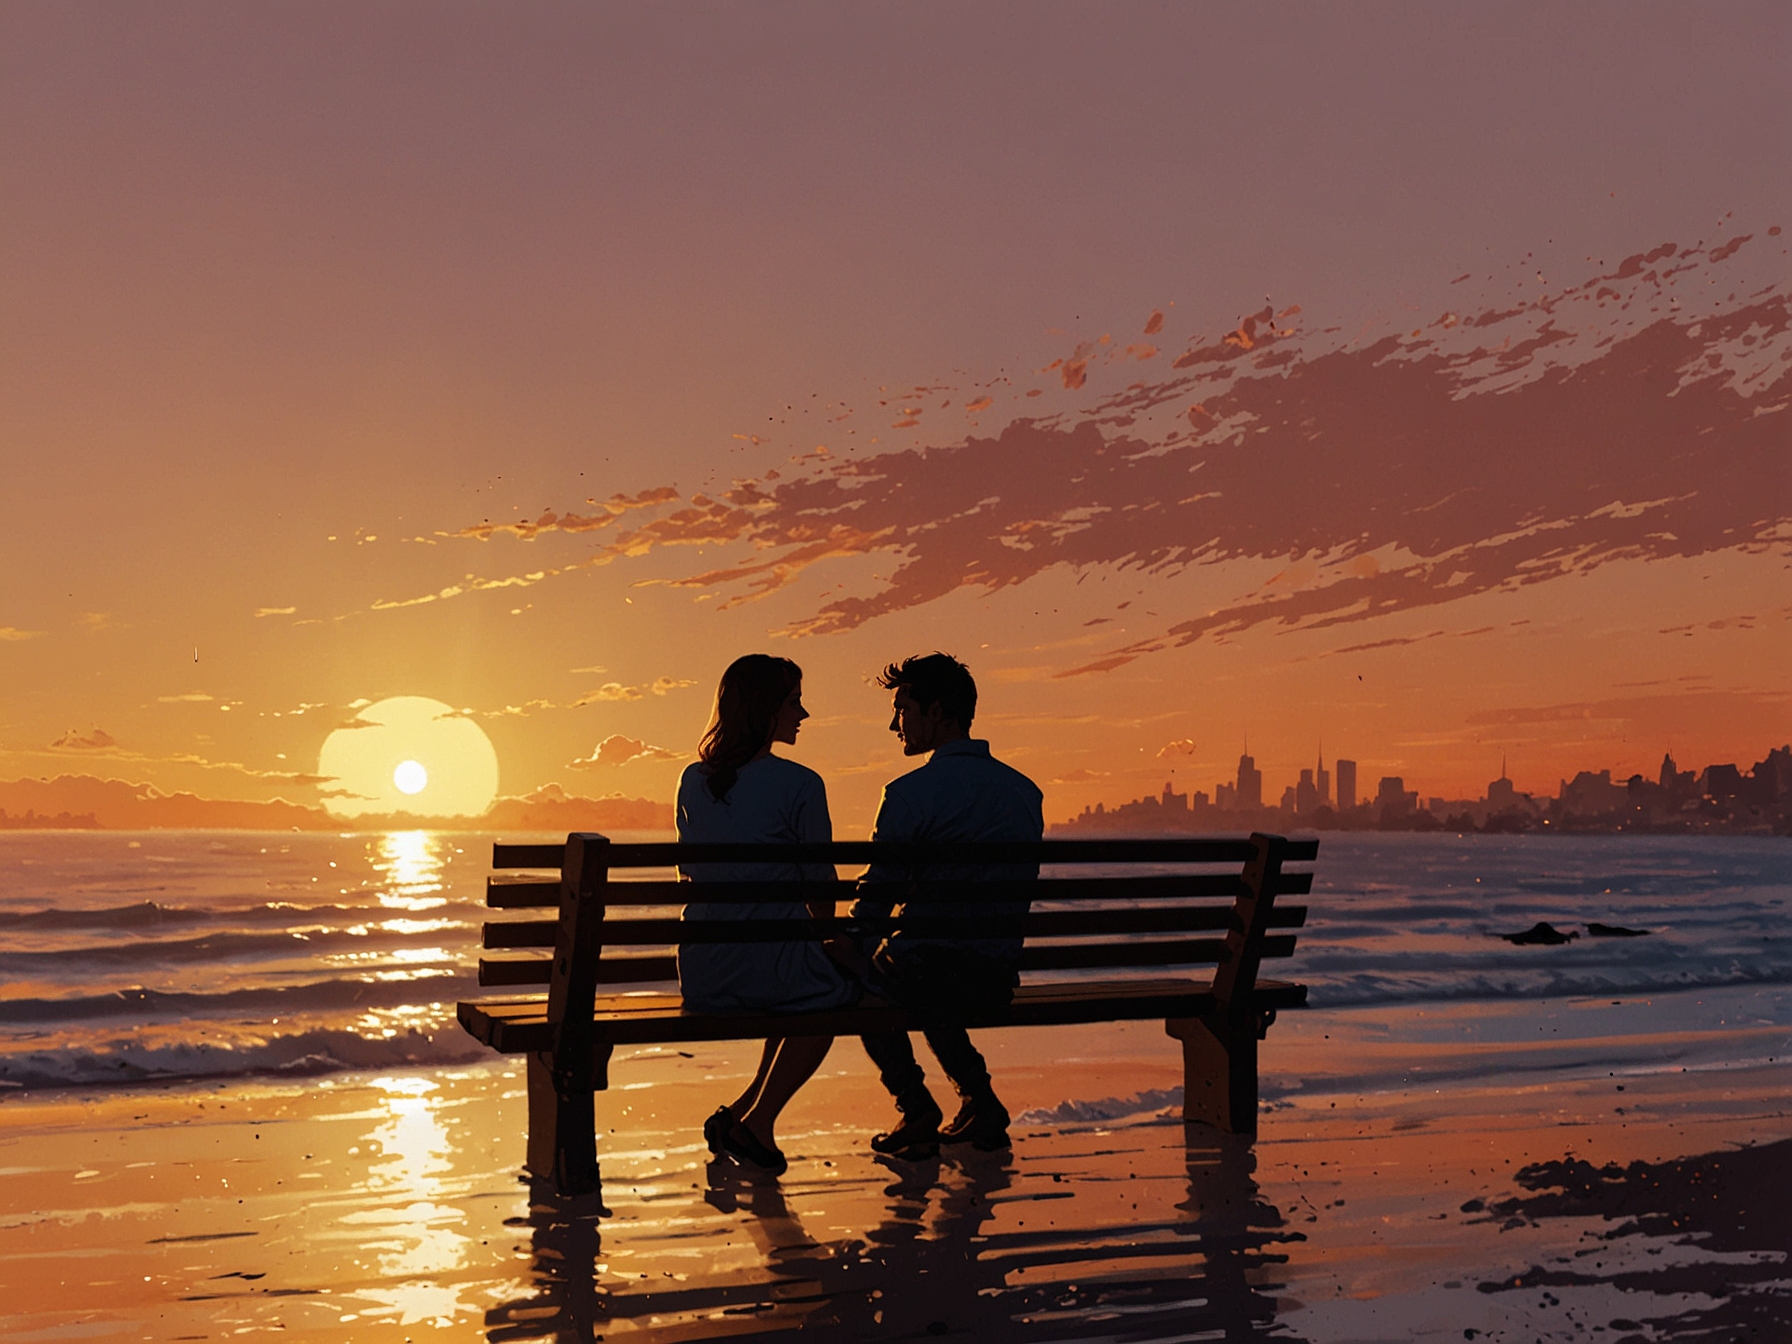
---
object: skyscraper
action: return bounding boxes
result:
[1335,758,1358,811]
[1315,747,1330,808]
[1236,753,1262,810]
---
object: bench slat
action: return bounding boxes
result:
[485,876,562,909]
[458,976,1311,1053]
[484,870,1313,908]
[481,904,1307,948]
[493,837,1319,869]
[476,930,1297,987]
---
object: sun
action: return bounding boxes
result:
[317,696,499,819]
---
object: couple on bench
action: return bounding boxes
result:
[676,651,1044,1176]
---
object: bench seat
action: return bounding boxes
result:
[458,976,1310,1054]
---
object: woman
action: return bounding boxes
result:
[677,654,856,1175]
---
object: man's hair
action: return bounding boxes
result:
[877,652,976,731]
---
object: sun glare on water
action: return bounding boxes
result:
[317,696,499,819]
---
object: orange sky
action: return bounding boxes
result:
[2,3,1787,832]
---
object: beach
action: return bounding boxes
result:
[4,997,1789,1340]
[2,831,1788,1340]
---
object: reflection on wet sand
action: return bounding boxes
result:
[489,1128,1306,1341]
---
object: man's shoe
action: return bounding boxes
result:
[870,1099,943,1161]
[939,1095,1011,1151]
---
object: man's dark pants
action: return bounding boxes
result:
[860,944,1018,1109]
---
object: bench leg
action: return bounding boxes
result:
[525,1052,564,1181]
[526,1048,612,1198]
[1166,1016,1258,1134]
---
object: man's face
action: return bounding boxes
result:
[889,687,948,757]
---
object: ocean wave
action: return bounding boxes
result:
[1307,960,1792,1009]
[1016,1088,1184,1126]
[0,898,486,932]
[0,972,476,1024]
[0,1024,489,1091]
[0,923,478,970]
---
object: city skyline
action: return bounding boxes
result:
[1066,739,1792,834]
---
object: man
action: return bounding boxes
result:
[853,652,1044,1159]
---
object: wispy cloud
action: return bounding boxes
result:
[158,692,215,704]
[255,606,297,618]
[0,627,44,641]
[568,734,685,769]
[39,726,334,784]
[574,683,644,704]
[51,728,118,750]
[375,234,1786,681]
[1156,739,1198,757]
[571,677,697,706]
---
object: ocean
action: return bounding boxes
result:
[1,830,1787,1095]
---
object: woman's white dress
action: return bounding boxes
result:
[676,754,858,1013]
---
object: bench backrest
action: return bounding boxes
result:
[478,834,1315,1035]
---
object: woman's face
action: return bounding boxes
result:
[769,682,808,747]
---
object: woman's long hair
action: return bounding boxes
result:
[697,655,802,802]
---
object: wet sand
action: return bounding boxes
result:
[1,1001,1787,1342]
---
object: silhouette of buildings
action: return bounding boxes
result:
[1054,742,1792,836]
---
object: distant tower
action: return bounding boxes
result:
[1236,751,1262,810]
[1659,750,1679,791]
[1335,758,1358,811]
[1487,755,1516,810]
[1316,744,1331,808]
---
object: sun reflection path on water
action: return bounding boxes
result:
[372,830,450,912]
[335,1074,481,1330]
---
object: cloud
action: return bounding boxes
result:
[1051,768,1111,783]
[51,728,118,750]
[0,627,44,641]
[407,234,1788,678]
[574,682,645,704]
[568,734,684,769]
[255,606,297,618]
[75,612,115,632]
[158,692,215,704]
[479,699,558,717]
[1156,739,1198,757]
[567,677,693,705]
[447,486,682,542]
[40,728,333,785]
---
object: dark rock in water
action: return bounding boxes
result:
[1587,922,1651,938]
[1503,921,1578,945]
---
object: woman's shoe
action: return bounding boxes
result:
[702,1106,733,1157]
[716,1118,788,1176]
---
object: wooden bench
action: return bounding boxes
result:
[458,832,1316,1197]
